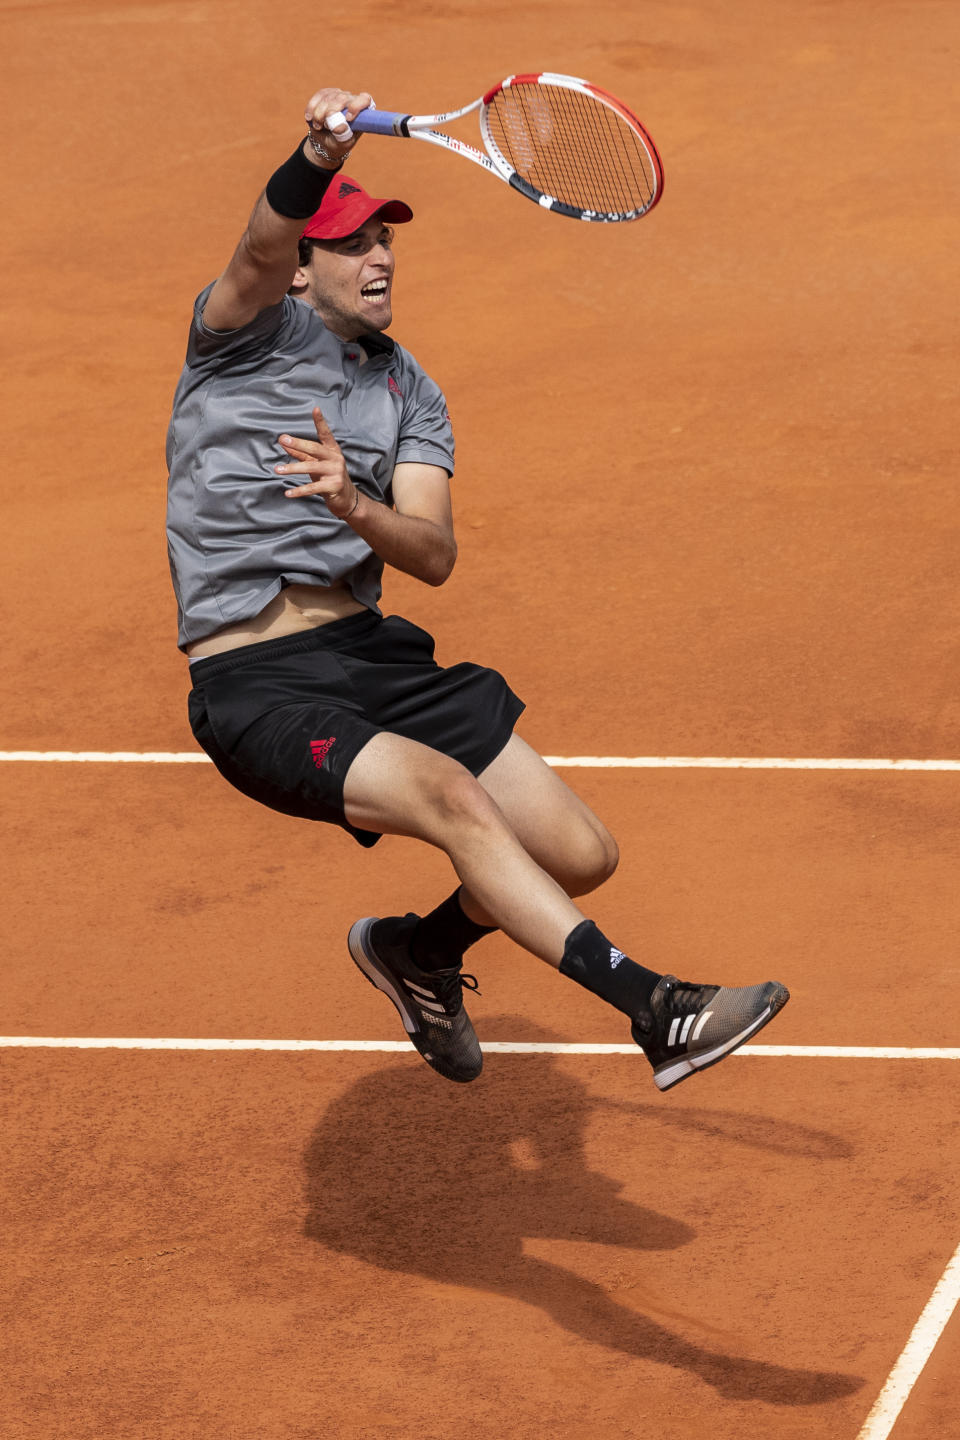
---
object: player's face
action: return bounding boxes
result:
[297,218,396,340]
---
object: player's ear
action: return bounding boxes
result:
[290,263,310,294]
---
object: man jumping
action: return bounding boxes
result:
[166,84,789,1089]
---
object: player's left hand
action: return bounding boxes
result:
[304,87,373,165]
[275,408,361,518]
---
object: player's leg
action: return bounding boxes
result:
[472,733,619,908]
[396,733,620,1003]
[343,730,584,963]
[457,738,786,1081]
[344,728,591,1083]
[380,734,619,983]
[343,731,789,1091]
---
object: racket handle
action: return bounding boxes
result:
[326,107,407,138]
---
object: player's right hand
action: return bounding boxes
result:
[276,407,361,519]
[304,87,373,164]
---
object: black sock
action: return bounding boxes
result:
[411,888,496,973]
[559,919,662,1020]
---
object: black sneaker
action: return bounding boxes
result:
[347,914,483,1084]
[632,975,790,1091]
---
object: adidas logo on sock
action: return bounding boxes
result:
[610,947,626,969]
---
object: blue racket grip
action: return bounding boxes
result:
[327,107,408,138]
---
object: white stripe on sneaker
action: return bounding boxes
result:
[668,1018,682,1046]
[405,979,439,1000]
[691,1009,714,1042]
[412,996,447,1015]
[679,1014,696,1044]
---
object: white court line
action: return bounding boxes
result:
[0,751,211,763]
[1,751,960,770]
[855,1239,960,1440]
[1,1037,959,1056]
[547,758,960,772]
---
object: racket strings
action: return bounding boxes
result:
[485,83,657,217]
[493,85,647,210]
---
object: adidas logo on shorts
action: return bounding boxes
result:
[310,738,336,768]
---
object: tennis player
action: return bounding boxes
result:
[166,84,789,1090]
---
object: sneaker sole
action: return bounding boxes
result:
[653,983,790,1092]
[347,917,482,1084]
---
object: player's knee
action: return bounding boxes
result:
[426,761,499,832]
[598,828,620,882]
[571,824,619,895]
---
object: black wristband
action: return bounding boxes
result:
[264,143,340,220]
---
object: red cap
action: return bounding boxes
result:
[300,174,414,240]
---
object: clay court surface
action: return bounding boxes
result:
[3,0,959,1436]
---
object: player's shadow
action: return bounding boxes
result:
[302,1018,863,1405]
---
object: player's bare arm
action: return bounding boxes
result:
[277,410,456,587]
[202,87,373,333]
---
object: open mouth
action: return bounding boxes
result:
[361,279,389,302]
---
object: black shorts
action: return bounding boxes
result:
[187,611,525,848]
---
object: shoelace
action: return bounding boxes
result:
[660,978,717,1013]
[425,969,481,1014]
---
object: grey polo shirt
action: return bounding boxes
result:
[166,284,455,649]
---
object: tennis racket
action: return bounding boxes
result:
[326,73,663,223]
